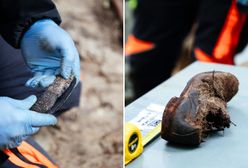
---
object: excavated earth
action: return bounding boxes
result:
[33,0,123,167]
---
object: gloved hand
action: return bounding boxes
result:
[0,95,57,149]
[21,19,80,88]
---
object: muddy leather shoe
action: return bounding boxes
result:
[161,71,239,146]
[31,75,77,116]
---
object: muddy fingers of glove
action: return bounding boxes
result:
[161,71,239,146]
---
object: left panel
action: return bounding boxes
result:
[0,0,123,168]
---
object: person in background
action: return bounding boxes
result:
[126,0,248,99]
[0,0,81,167]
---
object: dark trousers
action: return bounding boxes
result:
[0,36,81,167]
[126,0,248,99]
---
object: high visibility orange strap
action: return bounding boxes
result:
[17,141,58,168]
[125,35,155,56]
[4,149,40,168]
[195,48,235,64]
[212,0,246,64]
[194,48,215,63]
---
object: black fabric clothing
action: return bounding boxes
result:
[128,0,198,98]
[126,0,248,99]
[0,0,61,48]
[237,2,248,13]
[0,151,8,166]
[0,35,81,167]
[0,1,78,166]
[0,138,57,168]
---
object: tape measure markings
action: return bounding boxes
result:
[129,103,164,138]
[125,103,164,165]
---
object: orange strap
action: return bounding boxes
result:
[212,0,246,64]
[17,141,58,168]
[3,141,58,168]
[194,48,217,63]
[4,149,39,168]
[195,0,246,65]
[125,35,155,56]
[194,47,236,64]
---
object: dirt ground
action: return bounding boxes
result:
[34,0,123,168]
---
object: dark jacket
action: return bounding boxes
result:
[234,0,248,12]
[237,3,248,13]
[0,0,61,48]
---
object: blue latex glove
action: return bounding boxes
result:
[21,19,80,88]
[0,95,57,149]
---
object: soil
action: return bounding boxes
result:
[33,0,123,168]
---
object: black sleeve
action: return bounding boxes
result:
[0,0,61,48]
[237,2,248,13]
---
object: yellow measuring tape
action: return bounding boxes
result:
[125,122,161,165]
[125,123,143,165]
[142,123,161,146]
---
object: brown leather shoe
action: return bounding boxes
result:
[161,71,239,146]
